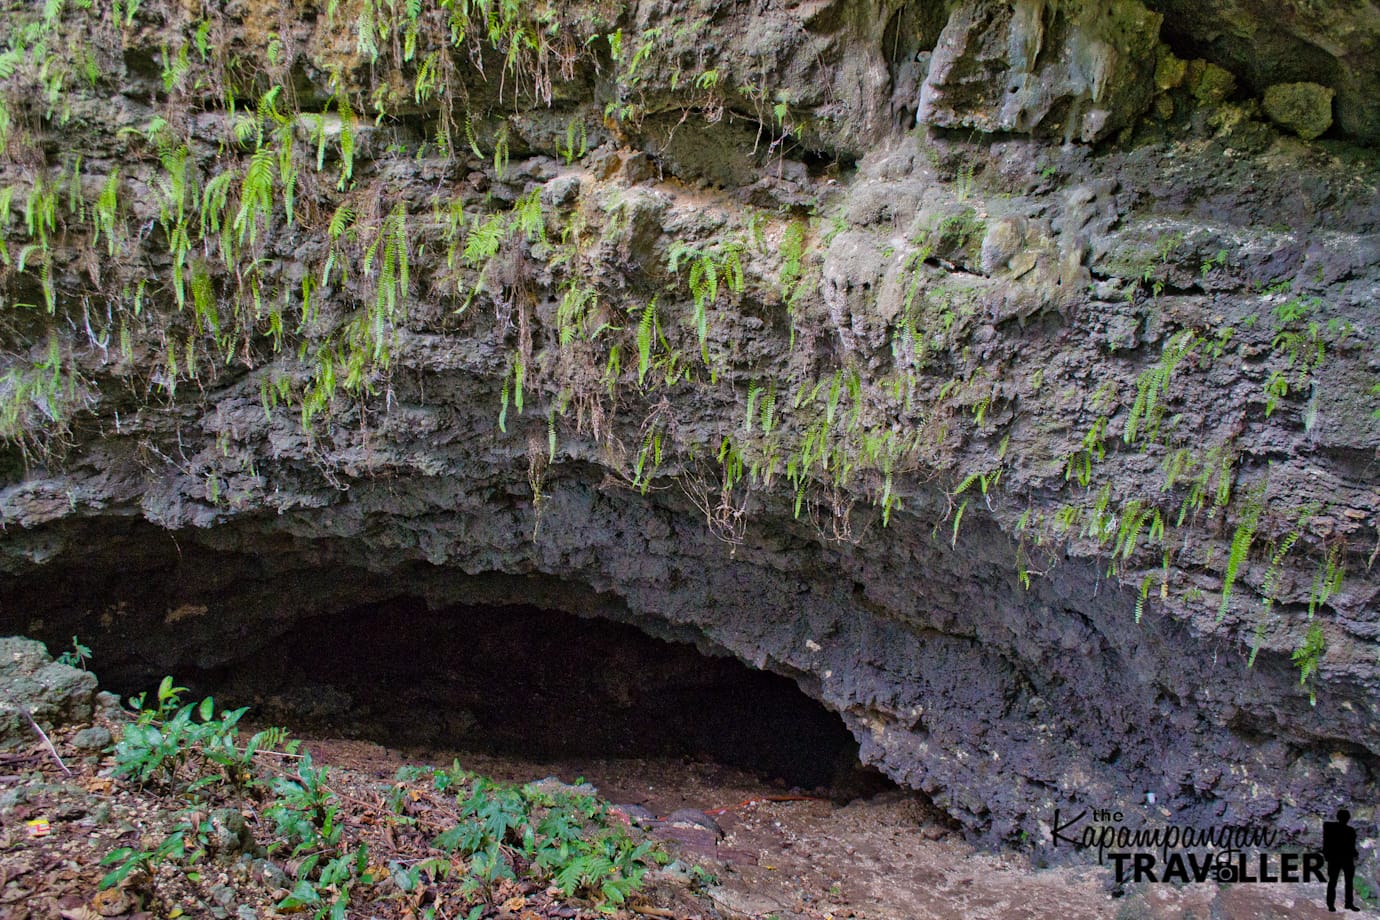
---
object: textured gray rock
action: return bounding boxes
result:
[72,724,112,751]
[1263,82,1336,140]
[0,637,99,747]
[916,0,1163,141]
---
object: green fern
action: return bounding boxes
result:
[951,499,967,548]
[745,382,761,432]
[188,260,218,338]
[334,92,356,190]
[512,188,545,243]
[1259,511,1312,617]
[360,201,410,360]
[635,299,657,386]
[464,213,505,267]
[1217,498,1262,621]
[90,170,121,257]
[759,384,776,434]
[1292,621,1326,704]
[1135,574,1153,623]
[233,146,275,249]
[498,375,510,433]
[493,125,510,179]
[1309,543,1345,618]
[1125,329,1198,446]
[1111,499,1156,565]
[557,284,595,347]
[633,427,664,493]
[602,345,621,397]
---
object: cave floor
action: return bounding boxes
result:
[300,737,1348,920]
[1,718,1351,920]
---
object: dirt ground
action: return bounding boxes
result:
[1,716,1362,920]
[314,739,1358,920]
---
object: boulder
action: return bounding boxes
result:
[1263,82,1335,140]
[0,637,99,748]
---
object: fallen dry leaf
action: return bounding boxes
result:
[58,908,101,920]
[91,887,132,916]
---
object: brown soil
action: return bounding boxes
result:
[309,738,1356,920]
[0,721,1357,920]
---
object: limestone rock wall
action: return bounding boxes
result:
[0,0,1376,851]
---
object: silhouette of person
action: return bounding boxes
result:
[1323,808,1360,912]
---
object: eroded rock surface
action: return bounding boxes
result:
[916,0,1164,142]
[0,0,1376,858]
[0,637,99,749]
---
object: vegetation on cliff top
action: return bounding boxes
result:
[0,0,1373,695]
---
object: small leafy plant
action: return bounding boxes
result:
[419,770,665,908]
[1292,621,1326,705]
[55,635,92,669]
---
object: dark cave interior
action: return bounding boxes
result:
[163,598,885,793]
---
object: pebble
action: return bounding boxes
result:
[651,859,694,884]
[612,803,657,827]
[72,725,112,751]
[664,808,723,837]
[254,858,289,888]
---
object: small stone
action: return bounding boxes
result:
[619,151,656,184]
[72,725,112,751]
[1263,82,1335,140]
[664,808,723,837]
[916,0,1162,142]
[588,148,620,181]
[540,175,580,207]
[651,859,694,884]
[210,808,250,853]
[611,803,657,827]
[0,637,98,748]
[254,858,289,888]
[56,799,88,820]
[1104,314,1140,351]
[1189,61,1236,104]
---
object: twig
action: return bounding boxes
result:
[8,704,72,776]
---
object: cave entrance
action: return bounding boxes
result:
[190,597,879,793]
